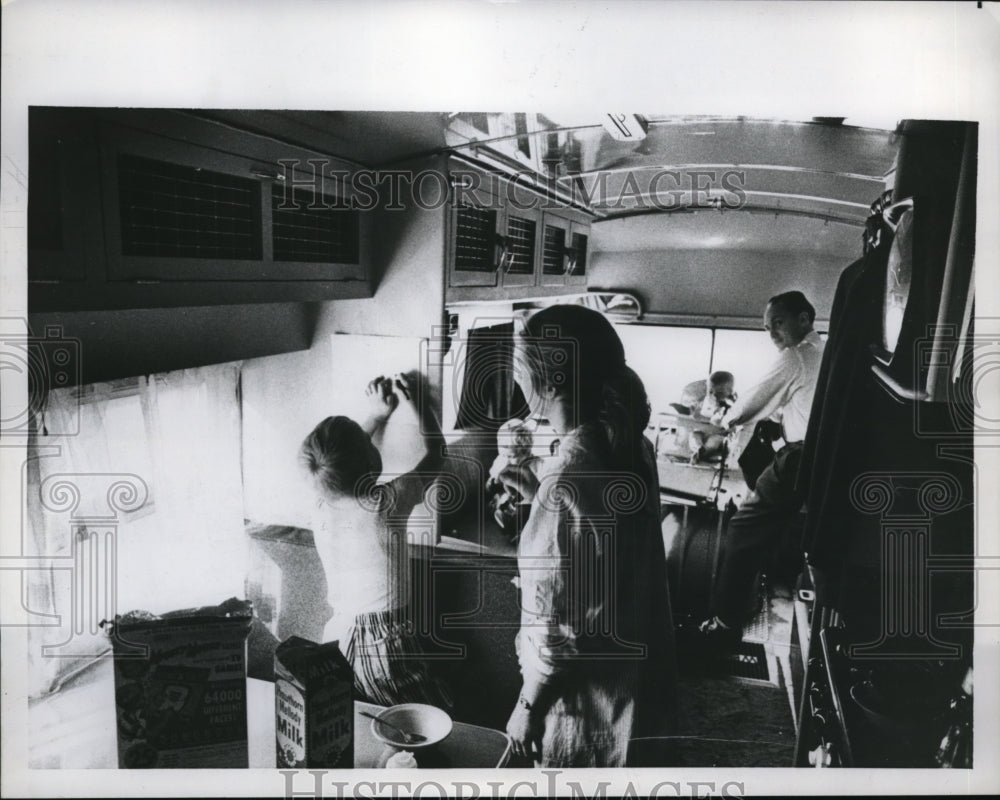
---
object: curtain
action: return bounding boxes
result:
[26,363,247,698]
[135,365,247,612]
[454,323,529,430]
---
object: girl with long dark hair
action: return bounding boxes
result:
[500,305,678,767]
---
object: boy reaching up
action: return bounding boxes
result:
[300,374,452,709]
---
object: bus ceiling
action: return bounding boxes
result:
[191,111,899,224]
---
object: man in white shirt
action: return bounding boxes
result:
[700,291,825,640]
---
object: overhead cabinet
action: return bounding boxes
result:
[445,158,591,302]
[448,196,541,290]
[100,122,363,282]
[29,109,372,310]
[29,111,593,311]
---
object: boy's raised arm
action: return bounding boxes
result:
[361,376,397,449]
[382,373,447,521]
[391,373,445,472]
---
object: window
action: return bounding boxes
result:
[27,364,247,699]
[448,318,811,436]
[712,329,781,394]
[616,323,816,414]
[614,324,713,414]
[514,112,531,158]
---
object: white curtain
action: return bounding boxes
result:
[134,365,247,612]
[27,363,248,698]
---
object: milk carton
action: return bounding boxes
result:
[107,597,253,768]
[274,636,354,768]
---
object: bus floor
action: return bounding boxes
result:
[670,591,798,767]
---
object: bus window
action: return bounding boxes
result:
[712,328,780,391]
[614,324,712,413]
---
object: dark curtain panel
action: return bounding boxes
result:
[455,323,529,431]
[799,137,975,655]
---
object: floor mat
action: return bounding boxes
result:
[671,676,796,767]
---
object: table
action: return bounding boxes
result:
[29,657,510,769]
[658,455,749,507]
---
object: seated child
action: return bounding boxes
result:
[698,371,737,421]
[689,371,737,463]
[300,373,452,709]
[486,418,543,531]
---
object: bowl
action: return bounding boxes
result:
[369,703,453,750]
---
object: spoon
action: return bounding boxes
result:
[359,710,427,745]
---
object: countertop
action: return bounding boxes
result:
[29,657,510,769]
[248,519,519,560]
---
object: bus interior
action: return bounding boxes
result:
[24,109,977,770]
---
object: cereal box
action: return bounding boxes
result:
[106,597,253,768]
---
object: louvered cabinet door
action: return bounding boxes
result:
[539,212,590,288]
[269,170,364,281]
[499,208,540,288]
[538,213,571,287]
[565,222,589,287]
[99,123,365,283]
[447,183,504,288]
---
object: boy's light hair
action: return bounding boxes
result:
[300,416,381,500]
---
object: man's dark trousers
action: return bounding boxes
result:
[714,441,804,627]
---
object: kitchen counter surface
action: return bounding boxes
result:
[248,519,519,560]
[29,657,510,769]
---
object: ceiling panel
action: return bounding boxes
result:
[592,209,861,254]
[588,119,897,177]
[192,110,450,166]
